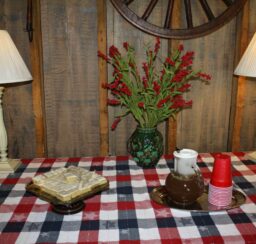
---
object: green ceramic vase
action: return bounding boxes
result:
[127,127,163,167]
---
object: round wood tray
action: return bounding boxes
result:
[150,185,246,211]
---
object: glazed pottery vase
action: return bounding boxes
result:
[127,127,163,168]
[165,149,204,206]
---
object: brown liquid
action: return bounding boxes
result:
[165,171,204,206]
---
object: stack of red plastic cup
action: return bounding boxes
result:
[208,154,233,206]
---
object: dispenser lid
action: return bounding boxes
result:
[173,149,198,158]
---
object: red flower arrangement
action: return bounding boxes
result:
[98,38,211,130]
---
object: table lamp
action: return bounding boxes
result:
[234,32,256,162]
[0,30,32,172]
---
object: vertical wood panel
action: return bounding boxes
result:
[41,0,100,157]
[1,0,36,158]
[30,0,46,157]
[166,0,181,154]
[230,1,248,151]
[97,0,109,156]
[176,2,237,152]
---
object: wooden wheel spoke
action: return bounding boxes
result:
[184,0,193,29]
[142,0,159,21]
[222,0,234,7]
[199,0,215,20]
[123,0,134,6]
[164,0,174,29]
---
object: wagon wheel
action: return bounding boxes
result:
[110,0,247,39]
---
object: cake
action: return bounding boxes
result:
[31,166,108,202]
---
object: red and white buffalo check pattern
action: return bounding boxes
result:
[0,152,256,243]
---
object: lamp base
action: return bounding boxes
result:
[0,159,21,172]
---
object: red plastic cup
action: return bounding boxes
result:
[210,154,232,187]
[208,154,233,206]
[208,183,233,206]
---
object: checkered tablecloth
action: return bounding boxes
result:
[0,152,256,244]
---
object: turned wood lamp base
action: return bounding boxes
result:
[0,87,22,173]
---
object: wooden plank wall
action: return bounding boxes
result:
[40,0,100,157]
[229,1,249,152]
[176,2,238,152]
[0,0,255,159]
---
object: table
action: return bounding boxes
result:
[0,152,256,243]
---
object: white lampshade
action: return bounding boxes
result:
[0,30,32,83]
[234,33,256,77]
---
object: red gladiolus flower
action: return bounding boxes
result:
[108,80,120,90]
[111,117,121,130]
[107,99,120,105]
[113,70,123,80]
[138,102,144,108]
[160,69,166,81]
[113,67,120,74]
[185,100,192,107]
[165,57,175,66]
[181,51,194,67]
[123,42,129,51]
[153,81,161,94]
[178,44,184,51]
[173,70,190,82]
[111,90,121,95]
[157,95,170,108]
[170,96,192,109]
[178,83,191,92]
[154,37,160,54]
[120,83,132,96]
[98,51,110,62]
[109,45,121,58]
[143,62,149,79]
[171,100,184,109]
[142,76,148,88]
[198,72,211,80]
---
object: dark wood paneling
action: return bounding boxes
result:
[1,0,36,159]
[41,0,100,157]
